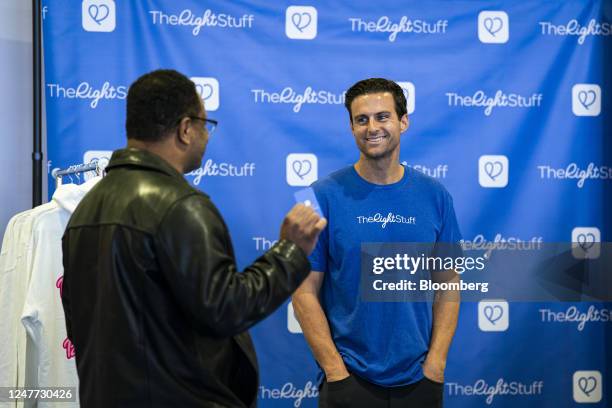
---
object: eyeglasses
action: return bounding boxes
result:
[188,116,218,135]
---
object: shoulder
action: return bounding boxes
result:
[406,166,451,195]
[404,166,455,210]
[162,191,225,230]
[311,166,354,195]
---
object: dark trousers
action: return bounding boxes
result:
[319,374,443,408]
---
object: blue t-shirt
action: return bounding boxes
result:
[309,165,462,387]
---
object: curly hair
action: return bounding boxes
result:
[126,69,201,142]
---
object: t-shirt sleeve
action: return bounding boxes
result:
[307,188,328,273]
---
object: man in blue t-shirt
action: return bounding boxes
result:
[292,78,462,408]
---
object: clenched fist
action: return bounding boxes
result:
[280,204,327,255]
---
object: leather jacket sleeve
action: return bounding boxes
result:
[155,193,310,337]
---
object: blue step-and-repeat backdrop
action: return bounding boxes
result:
[42,1,610,406]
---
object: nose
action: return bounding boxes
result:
[367,117,380,134]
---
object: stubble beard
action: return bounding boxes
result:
[359,134,399,161]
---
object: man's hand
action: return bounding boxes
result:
[280,204,327,255]
[422,354,446,383]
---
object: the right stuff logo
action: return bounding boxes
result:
[478,11,509,44]
[572,84,601,117]
[573,371,602,403]
[191,77,220,111]
[446,378,544,405]
[479,155,508,188]
[478,300,509,332]
[571,227,600,259]
[286,6,318,40]
[82,0,116,32]
[286,153,318,187]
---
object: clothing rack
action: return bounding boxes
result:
[51,163,102,187]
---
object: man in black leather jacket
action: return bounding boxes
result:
[61,69,327,407]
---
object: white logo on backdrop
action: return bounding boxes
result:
[446,379,544,405]
[251,87,345,113]
[537,163,611,188]
[540,306,611,331]
[82,0,116,32]
[253,237,278,251]
[462,234,543,251]
[185,160,256,185]
[573,371,602,403]
[46,82,127,108]
[478,300,509,331]
[572,84,601,116]
[395,81,415,114]
[149,9,254,36]
[478,11,509,43]
[286,6,318,39]
[446,91,543,116]
[83,150,112,180]
[539,19,612,44]
[190,77,220,111]
[479,155,509,188]
[402,163,448,179]
[286,154,318,186]
[348,16,449,42]
[571,227,600,259]
[259,382,318,408]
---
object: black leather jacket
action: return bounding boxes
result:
[61,148,310,407]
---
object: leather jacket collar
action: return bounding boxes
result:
[106,147,185,180]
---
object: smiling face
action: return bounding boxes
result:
[349,92,408,161]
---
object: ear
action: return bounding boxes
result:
[176,117,192,146]
[347,110,355,133]
[400,114,409,133]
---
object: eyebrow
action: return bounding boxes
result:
[354,111,392,118]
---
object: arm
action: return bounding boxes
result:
[156,194,313,338]
[292,271,349,381]
[423,270,460,383]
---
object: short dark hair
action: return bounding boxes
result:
[344,78,407,121]
[126,69,201,142]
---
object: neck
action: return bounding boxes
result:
[354,153,404,185]
[127,139,185,174]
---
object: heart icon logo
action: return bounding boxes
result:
[578,376,597,397]
[484,161,503,181]
[291,12,312,32]
[292,160,312,179]
[578,90,596,109]
[577,233,596,251]
[484,305,503,324]
[88,4,110,25]
[195,84,214,101]
[484,17,503,36]
[88,156,110,169]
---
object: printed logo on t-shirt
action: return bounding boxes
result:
[356,212,416,228]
